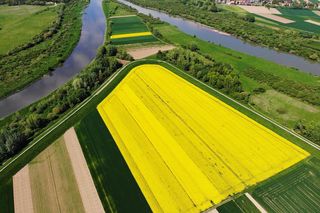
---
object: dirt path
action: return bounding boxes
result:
[313,11,320,16]
[13,165,34,213]
[305,19,320,26]
[126,45,175,59]
[245,193,267,213]
[64,128,105,213]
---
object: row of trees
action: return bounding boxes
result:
[0,46,123,164]
[157,47,249,102]
[182,0,219,12]
[128,0,320,61]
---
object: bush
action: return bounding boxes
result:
[244,14,255,22]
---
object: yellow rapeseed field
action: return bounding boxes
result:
[110,32,152,39]
[97,64,309,213]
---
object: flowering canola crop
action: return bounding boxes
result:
[110,32,152,39]
[97,64,309,213]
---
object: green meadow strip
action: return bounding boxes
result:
[75,110,151,213]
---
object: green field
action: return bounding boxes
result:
[256,8,320,34]
[111,35,158,45]
[75,110,151,212]
[218,5,320,33]
[0,178,14,213]
[110,15,149,34]
[0,5,60,55]
[252,158,320,212]
[250,90,320,127]
[279,9,320,34]
[217,195,259,213]
[109,15,158,45]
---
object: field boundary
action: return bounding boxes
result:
[1,59,319,181]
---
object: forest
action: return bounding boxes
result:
[128,0,320,61]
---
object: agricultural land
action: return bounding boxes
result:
[72,59,320,212]
[12,130,103,213]
[0,0,320,213]
[239,5,320,34]
[97,64,309,212]
[108,15,158,45]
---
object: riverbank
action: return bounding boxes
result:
[0,0,87,99]
[0,0,107,117]
[124,0,320,63]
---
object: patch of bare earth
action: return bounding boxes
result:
[239,6,294,24]
[117,59,130,65]
[313,11,320,16]
[126,45,175,59]
[64,128,105,213]
[305,19,320,26]
[13,165,34,213]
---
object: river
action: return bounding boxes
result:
[118,0,320,75]
[0,0,106,118]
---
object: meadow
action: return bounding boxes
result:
[97,64,309,212]
[109,15,158,45]
[0,5,59,55]
[217,195,260,213]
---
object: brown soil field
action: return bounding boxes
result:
[126,45,175,59]
[13,165,34,213]
[64,128,105,213]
